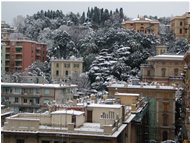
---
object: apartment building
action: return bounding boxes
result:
[184,50,190,140]
[170,12,190,42]
[1,83,78,113]
[1,42,6,75]
[107,83,177,142]
[51,56,83,81]
[2,102,135,143]
[141,54,185,86]
[2,39,47,73]
[122,16,159,35]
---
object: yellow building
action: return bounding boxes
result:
[51,56,83,81]
[141,54,185,86]
[108,83,177,142]
[122,17,159,35]
[170,12,190,42]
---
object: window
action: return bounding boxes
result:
[180,28,182,34]
[36,98,39,104]
[161,68,166,77]
[56,63,59,68]
[56,70,59,76]
[36,88,40,94]
[65,71,68,76]
[163,102,169,111]
[180,21,183,26]
[162,114,168,126]
[24,98,27,103]
[44,89,50,95]
[73,64,79,68]
[64,63,70,68]
[15,97,19,103]
[15,88,21,94]
[16,139,25,143]
[174,68,178,76]
[147,70,150,76]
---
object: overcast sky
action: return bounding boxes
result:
[1,1,190,25]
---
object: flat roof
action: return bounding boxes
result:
[3,39,46,45]
[108,84,177,90]
[1,82,77,88]
[51,110,84,115]
[87,103,122,109]
[148,54,184,61]
[115,92,140,96]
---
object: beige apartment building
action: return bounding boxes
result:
[2,102,135,143]
[51,56,83,81]
[170,12,190,42]
[108,83,177,142]
[1,83,78,113]
[141,54,185,86]
[122,16,159,35]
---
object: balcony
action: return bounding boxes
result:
[15,59,22,61]
[15,65,22,68]
[15,52,22,55]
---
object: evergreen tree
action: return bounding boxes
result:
[119,8,124,20]
[80,12,86,24]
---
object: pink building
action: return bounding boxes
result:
[3,39,47,73]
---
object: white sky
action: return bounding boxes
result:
[1,0,190,25]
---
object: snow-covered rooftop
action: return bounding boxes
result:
[7,39,46,45]
[148,54,184,61]
[51,109,84,115]
[115,92,140,96]
[87,103,122,109]
[50,56,83,62]
[108,83,177,90]
[123,17,159,23]
[1,82,77,88]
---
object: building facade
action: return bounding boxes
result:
[170,12,190,42]
[141,54,185,86]
[2,39,47,73]
[1,83,78,113]
[108,83,177,142]
[184,50,190,140]
[51,56,83,81]
[1,42,6,75]
[122,17,159,35]
[2,102,135,143]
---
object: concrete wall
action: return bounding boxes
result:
[87,106,122,126]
